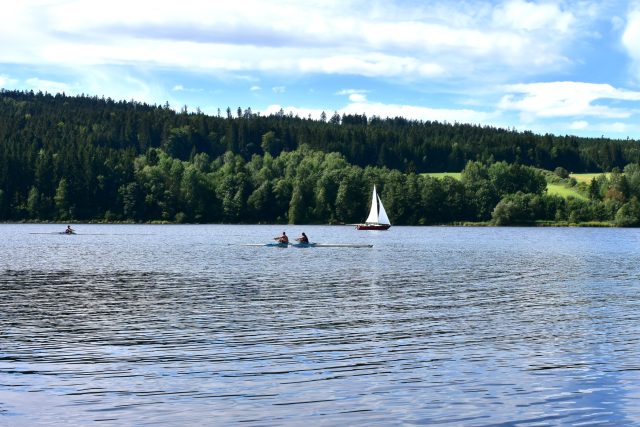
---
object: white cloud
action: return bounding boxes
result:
[563,120,639,136]
[499,81,640,119]
[492,0,575,32]
[263,97,496,125]
[0,74,18,87]
[83,70,159,102]
[259,80,640,138]
[602,122,629,133]
[25,77,74,94]
[336,88,369,102]
[349,93,367,103]
[336,89,369,96]
[3,0,633,138]
[622,6,640,78]
[20,67,165,104]
[569,120,589,130]
[0,0,597,81]
[298,54,446,78]
[343,100,495,124]
[508,119,640,138]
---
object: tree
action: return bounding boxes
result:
[615,197,640,227]
[8,89,640,225]
[491,193,535,225]
[54,178,71,219]
[335,169,365,223]
[261,131,282,156]
[488,162,546,197]
[288,184,305,224]
[624,163,640,199]
[120,182,144,221]
[247,181,274,222]
[0,189,5,219]
[163,126,193,160]
[554,166,570,179]
[462,161,498,220]
[27,186,42,219]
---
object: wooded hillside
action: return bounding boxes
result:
[2,89,640,225]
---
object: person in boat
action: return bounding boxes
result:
[65,225,75,234]
[296,232,309,244]
[274,231,289,244]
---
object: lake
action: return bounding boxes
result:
[1,224,640,426]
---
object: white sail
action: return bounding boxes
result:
[377,194,390,225]
[365,185,379,223]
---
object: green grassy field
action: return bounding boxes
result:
[423,172,462,180]
[424,171,592,200]
[425,172,608,182]
[546,183,588,200]
[570,173,609,183]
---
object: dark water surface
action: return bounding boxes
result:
[1,224,640,426]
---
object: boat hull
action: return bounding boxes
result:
[265,242,289,247]
[356,223,390,230]
[290,242,315,248]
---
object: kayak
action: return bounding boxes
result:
[243,243,373,248]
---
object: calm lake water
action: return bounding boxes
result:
[1,224,640,426]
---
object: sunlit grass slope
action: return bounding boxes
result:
[424,171,595,200]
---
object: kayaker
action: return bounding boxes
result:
[296,232,309,244]
[274,231,289,244]
[65,225,75,234]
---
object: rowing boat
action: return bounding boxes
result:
[243,243,373,248]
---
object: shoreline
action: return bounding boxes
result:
[2,220,619,227]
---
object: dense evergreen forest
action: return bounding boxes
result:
[2,89,640,226]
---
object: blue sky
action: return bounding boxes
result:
[2,0,640,138]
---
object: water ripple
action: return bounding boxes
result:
[1,225,640,425]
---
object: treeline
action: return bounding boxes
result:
[475,163,640,226]
[0,143,552,224]
[2,89,640,176]
[3,89,640,225]
[8,140,640,226]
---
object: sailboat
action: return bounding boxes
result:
[356,185,391,230]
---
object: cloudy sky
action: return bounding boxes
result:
[2,0,640,138]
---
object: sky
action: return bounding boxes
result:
[2,0,640,139]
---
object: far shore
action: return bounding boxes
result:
[2,220,619,227]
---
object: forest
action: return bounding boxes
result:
[2,89,640,226]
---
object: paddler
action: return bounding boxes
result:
[296,232,309,244]
[65,225,75,234]
[274,231,289,244]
